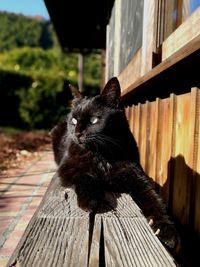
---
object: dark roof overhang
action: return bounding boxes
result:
[44,0,114,52]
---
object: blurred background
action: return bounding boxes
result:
[0,0,101,172]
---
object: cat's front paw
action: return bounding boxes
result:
[92,156,112,175]
[77,196,99,212]
[77,194,110,213]
[148,219,181,253]
[97,161,111,174]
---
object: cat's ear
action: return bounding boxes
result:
[69,84,82,106]
[69,84,82,99]
[101,77,121,107]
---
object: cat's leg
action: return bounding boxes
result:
[58,150,94,187]
[75,175,106,212]
[58,152,109,212]
[106,162,181,253]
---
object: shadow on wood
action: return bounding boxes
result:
[6,174,177,267]
[164,155,200,267]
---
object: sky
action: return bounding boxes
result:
[0,0,199,21]
[0,0,50,20]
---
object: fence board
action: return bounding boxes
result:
[133,103,141,147]
[194,88,200,234]
[172,92,193,225]
[156,97,174,203]
[139,102,148,171]
[125,87,200,235]
[147,100,159,182]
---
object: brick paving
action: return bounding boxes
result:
[0,151,56,266]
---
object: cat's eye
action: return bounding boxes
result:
[90,117,99,124]
[72,117,77,125]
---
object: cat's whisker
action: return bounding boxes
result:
[51,77,181,253]
[88,134,124,152]
[89,137,113,153]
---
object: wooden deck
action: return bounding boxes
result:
[7,175,177,267]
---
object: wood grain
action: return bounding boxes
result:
[162,7,200,60]
[192,88,200,234]
[7,175,177,267]
[121,34,200,100]
[7,176,89,267]
[125,87,200,235]
[141,0,156,75]
[118,49,142,93]
[100,194,176,267]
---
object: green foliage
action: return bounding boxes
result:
[0,12,102,129]
[0,69,32,128]
[83,53,101,95]
[0,12,54,51]
[0,68,69,129]
[0,47,61,74]
[16,75,68,129]
[0,47,80,84]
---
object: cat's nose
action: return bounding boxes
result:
[75,132,84,143]
[75,132,82,139]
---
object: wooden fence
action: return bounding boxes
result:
[125,87,200,236]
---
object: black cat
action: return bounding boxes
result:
[51,77,180,253]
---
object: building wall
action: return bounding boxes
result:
[106,0,200,238]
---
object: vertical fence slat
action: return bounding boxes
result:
[134,103,141,149]
[129,105,134,134]
[126,88,200,236]
[172,92,195,225]
[139,102,148,172]
[126,105,135,135]
[156,97,173,203]
[147,100,159,182]
[193,88,200,235]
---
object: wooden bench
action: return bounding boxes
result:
[7,174,177,267]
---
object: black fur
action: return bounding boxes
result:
[51,77,180,253]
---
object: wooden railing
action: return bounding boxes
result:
[125,87,200,236]
[7,175,177,267]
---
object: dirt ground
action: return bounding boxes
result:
[0,130,52,175]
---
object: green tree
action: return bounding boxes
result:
[0,12,102,129]
[0,12,54,51]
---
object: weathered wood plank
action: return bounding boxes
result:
[141,0,156,75]
[118,49,142,93]
[121,34,200,101]
[162,7,200,60]
[156,96,175,203]
[88,215,101,267]
[7,175,177,267]
[193,88,200,234]
[139,102,148,172]
[103,217,173,267]
[7,176,89,267]
[99,194,176,267]
[172,92,195,225]
[126,88,200,238]
[147,99,160,181]
[133,103,141,146]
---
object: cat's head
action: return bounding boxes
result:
[67,77,125,151]
[70,77,121,109]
